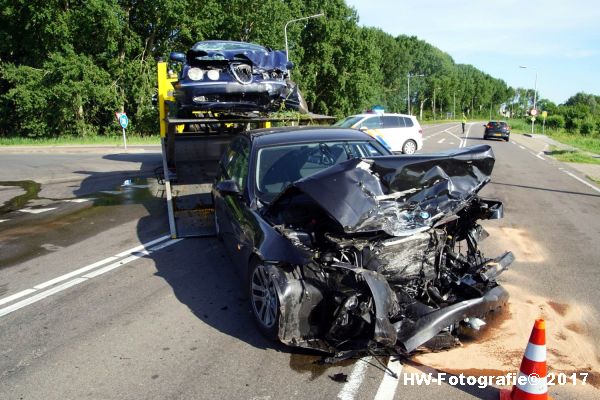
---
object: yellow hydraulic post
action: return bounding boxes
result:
[157,62,177,137]
[157,61,179,238]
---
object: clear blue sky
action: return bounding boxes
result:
[345,0,600,104]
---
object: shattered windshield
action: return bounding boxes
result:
[256,141,385,202]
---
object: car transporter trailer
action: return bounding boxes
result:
[156,61,334,238]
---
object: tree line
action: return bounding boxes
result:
[0,0,594,138]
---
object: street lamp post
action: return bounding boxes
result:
[407,73,424,115]
[284,13,325,62]
[453,91,459,119]
[519,65,538,134]
[433,87,440,120]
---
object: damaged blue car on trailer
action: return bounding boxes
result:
[169,40,308,116]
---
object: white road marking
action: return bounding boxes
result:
[437,138,446,144]
[0,238,181,318]
[444,129,463,144]
[337,356,372,400]
[82,239,181,279]
[100,190,122,195]
[0,278,88,318]
[511,141,517,145]
[0,289,37,306]
[0,219,8,223]
[561,170,600,193]
[0,235,171,306]
[536,152,545,160]
[19,207,56,214]
[422,124,460,141]
[63,198,94,203]
[374,359,404,400]
[461,123,472,148]
[519,145,526,150]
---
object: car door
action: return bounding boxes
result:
[358,116,393,150]
[215,137,254,267]
[379,116,405,152]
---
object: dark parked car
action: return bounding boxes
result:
[213,126,512,358]
[169,40,308,116]
[484,121,510,141]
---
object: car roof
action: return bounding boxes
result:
[349,113,415,119]
[192,40,266,49]
[244,126,378,147]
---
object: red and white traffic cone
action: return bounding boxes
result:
[500,319,551,399]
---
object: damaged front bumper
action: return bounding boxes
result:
[264,260,510,356]
[396,285,508,353]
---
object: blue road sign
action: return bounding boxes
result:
[119,114,129,129]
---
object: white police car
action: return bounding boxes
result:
[334,112,424,154]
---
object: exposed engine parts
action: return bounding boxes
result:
[262,145,512,356]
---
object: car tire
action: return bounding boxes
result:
[483,135,488,140]
[248,259,280,340]
[504,136,510,142]
[402,139,417,154]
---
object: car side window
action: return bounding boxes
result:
[224,138,250,189]
[360,116,382,129]
[382,116,402,128]
[403,117,414,127]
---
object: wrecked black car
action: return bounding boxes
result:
[212,126,512,358]
[169,40,308,116]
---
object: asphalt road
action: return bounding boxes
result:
[0,123,599,400]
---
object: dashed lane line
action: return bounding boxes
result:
[0,219,8,223]
[19,207,56,214]
[337,356,372,400]
[0,235,172,316]
[63,198,94,203]
[437,138,446,144]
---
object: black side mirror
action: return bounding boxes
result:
[216,180,241,196]
[169,52,186,63]
[286,61,295,70]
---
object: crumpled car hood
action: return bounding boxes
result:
[188,47,289,70]
[266,145,495,237]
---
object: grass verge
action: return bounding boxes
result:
[587,175,600,184]
[0,135,160,146]
[546,147,600,165]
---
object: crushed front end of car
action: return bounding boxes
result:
[262,145,512,358]
[172,41,308,115]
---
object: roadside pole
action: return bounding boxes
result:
[115,112,129,149]
[542,110,547,135]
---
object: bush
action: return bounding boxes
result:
[565,117,581,133]
[580,119,595,135]
[544,115,565,130]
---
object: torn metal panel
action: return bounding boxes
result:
[268,145,496,237]
[188,44,289,71]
